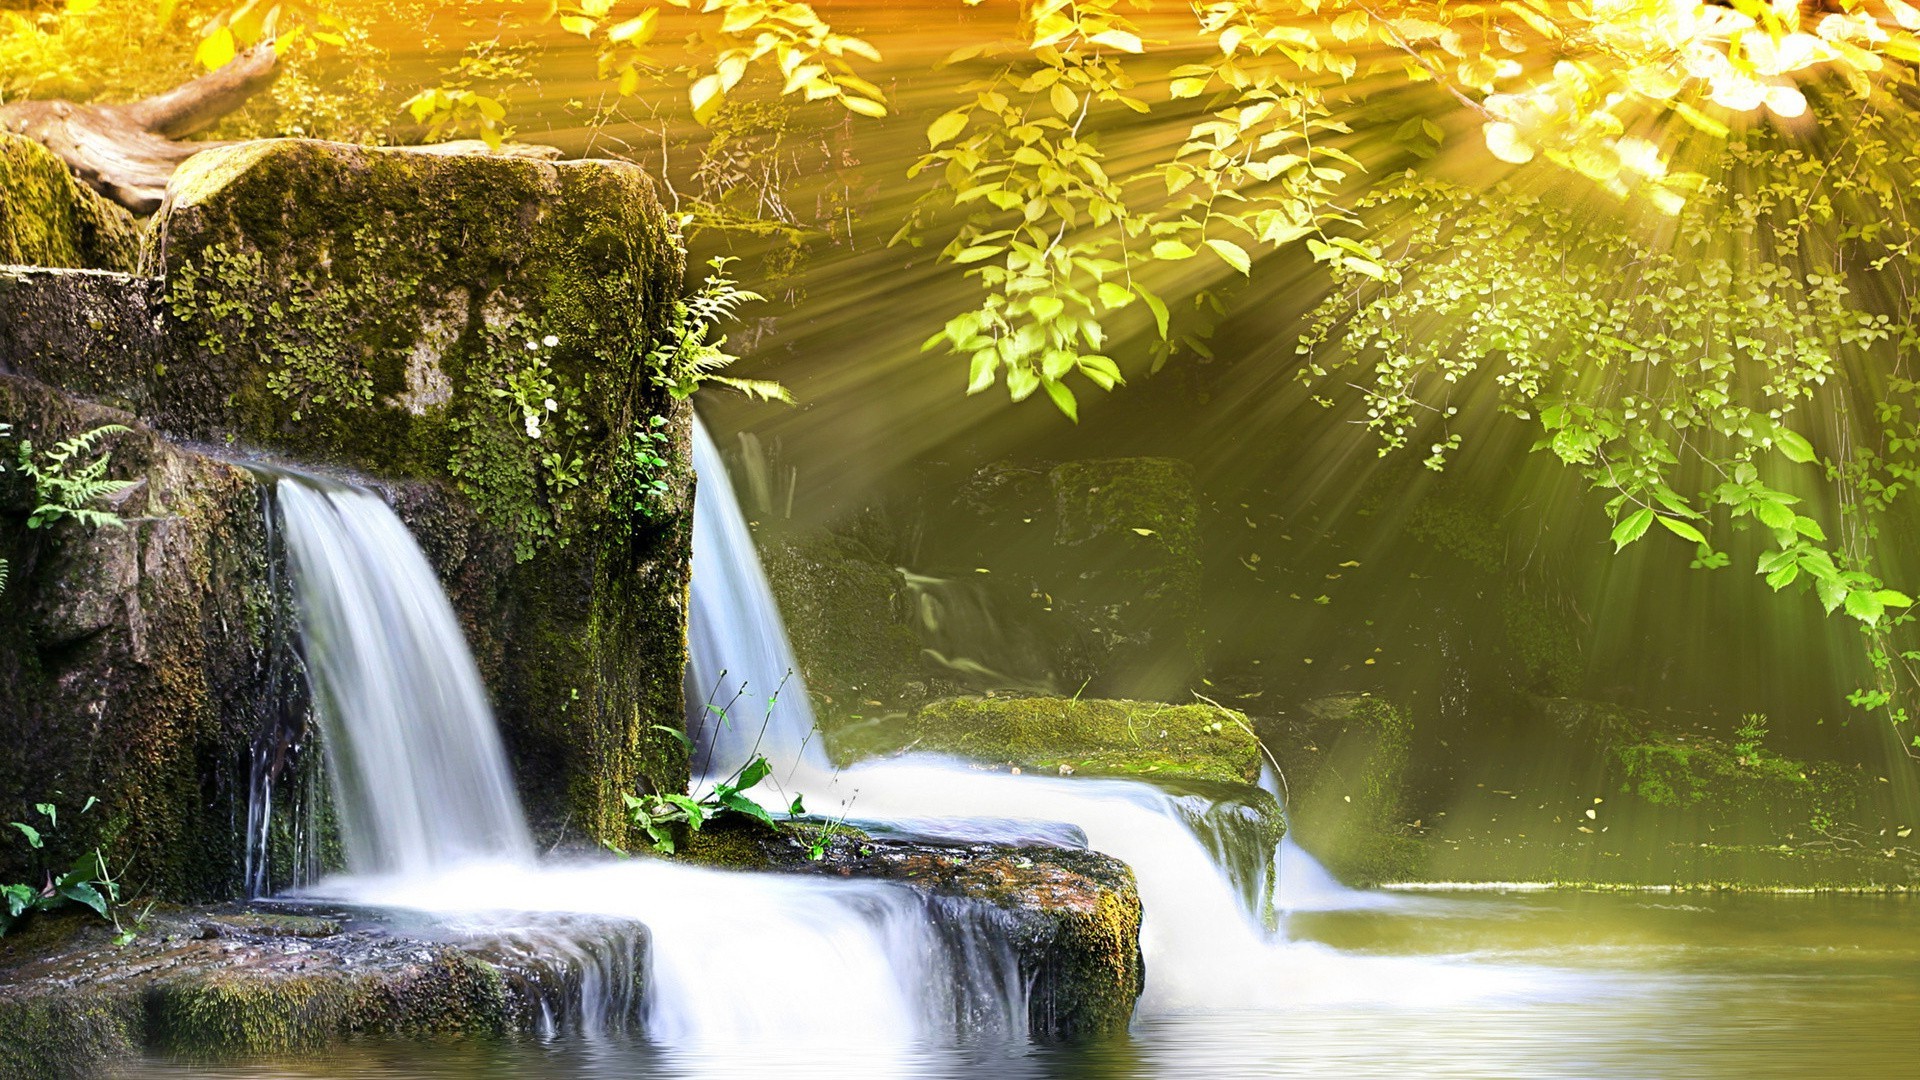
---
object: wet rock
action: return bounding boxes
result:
[1281,694,1420,886]
[0,376,289,900]
[0,267,161,411]
[682,820,1144,1039]
[0,133,142,273]
[142,140,693,848]
[0,906,643,1077]
[756,526,924,734]
[842,695,1264,787]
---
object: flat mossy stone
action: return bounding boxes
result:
[850,695,1263,786]
[0,133,142,273]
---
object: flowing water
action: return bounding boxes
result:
[150,453,1920,1078]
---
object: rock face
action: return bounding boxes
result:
[0,137,695,892]
[0,907,645,1078]
[683,820,1144,1039]
[843,694,1265,787]
[1278,694,1419,885]
[0,377,287,900]
[0,133,140,273]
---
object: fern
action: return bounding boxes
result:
[17,424,137,531]
[650,256,793,404]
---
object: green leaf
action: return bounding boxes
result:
[56,880,106,918]
[927,110,969,147]
[9,822,42,849]
[1611,508,1654,551]
[1754,499,1796,533]
[1150,240,1197,261]
[1845,589,1886,625]
[718,792,779,829]
[1136,285,1170,339]
[1204,238,1252,275]
[1776,429,1817,464]
[1097,281,1134,309]
[1657,516,1707,545]
[1873,590,1915,608]
[1044,378,1079,422]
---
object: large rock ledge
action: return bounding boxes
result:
[683,821,1145,1039]
[0,907,638,1078]
[0,835,1143,1073]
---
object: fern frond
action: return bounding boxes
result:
[706,376,795,404]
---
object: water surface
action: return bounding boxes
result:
[126,889,1920,1079]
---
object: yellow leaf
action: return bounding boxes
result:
[195,25,236,71]
[607,11,656,44]
[927,110,968,147]
[560,15,597,38]
[842,95,888,118]
[689,73,724,124]
[1089,29,1142,53]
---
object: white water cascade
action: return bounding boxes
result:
[682,416,1550,1014]
[271,472,1029,1050]
[277,476,533,875]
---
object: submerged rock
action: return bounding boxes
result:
[0,133,141,273]
[839,694,1264,787]
[682,820,1145,1039]
[0,906,644,1077]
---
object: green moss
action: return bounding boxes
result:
[0,133,141,273]
[757,528,922,733]
[1612,726,1858,836]
[1288,695,1418,886]
[144,139,694,852]
[854,695,1263,785]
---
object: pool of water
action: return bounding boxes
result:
[123,890,1919,1079]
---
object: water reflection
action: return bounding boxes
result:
[127,891,1919,1080]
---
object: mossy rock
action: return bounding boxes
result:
[1048,458,1203,699]
[757,526,924,732]
[1282,695,1419,885]
[0,905,642,1075]
[0,133,141,273]
[841,695,1263,786]
[679,817,1143,1039]
[0,376,288,900]
[140,139,694,850]
[0,267,161,411]
[1609,728,1861,841]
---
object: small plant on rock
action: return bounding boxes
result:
[16,423,136,530]
[2,796,121,938]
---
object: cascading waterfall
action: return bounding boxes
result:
[687,420,829,785]
[684,416,1547,1014]
[268,470,1029,1048]
[276,475,534,875]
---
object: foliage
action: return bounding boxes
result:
[1614,715,1854,833]
[398,37,530,149]
[649,254,790,403]
[618,414,675,520]
[1,795,121,939]
[616,753,787,855]
[16,423,136,530]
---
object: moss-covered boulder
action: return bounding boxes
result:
[838,695,1263,786]
[1282,694,1420,885]
[1609,725,1860,841]
[682,819,1143,1039]
[0,906,643,1076]
[0,133,141,273]
[757,526,925,730]
[130,139,693,848]
[1048,458,1203,698]
[0,376,287,900]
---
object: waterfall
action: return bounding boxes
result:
[276,475,534,874]
[687,420,829,785]
[272,468,1028,1048]
[681,415,1448,1014]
